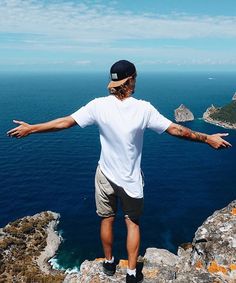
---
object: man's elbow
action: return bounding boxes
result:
[59,116,76,129]
[165,123,179,136]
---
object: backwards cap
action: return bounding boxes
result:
[107,60,136,88]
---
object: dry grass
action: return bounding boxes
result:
[0,212,65,282]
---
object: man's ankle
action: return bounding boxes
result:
[105,256,114,263]
[127,268,136,276]
[103,257,116,276]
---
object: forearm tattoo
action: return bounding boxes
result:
[175,125,208,143]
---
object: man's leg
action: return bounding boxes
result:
[100,216,115,260]
[95,166,118,275]
[125,217,140,269]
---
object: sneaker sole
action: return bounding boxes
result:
[126,275,144,283]
[103,268,116,276]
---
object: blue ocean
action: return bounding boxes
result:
[0,71,235,270]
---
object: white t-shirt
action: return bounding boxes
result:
[71,95,172,198]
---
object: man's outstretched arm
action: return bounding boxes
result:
[166,123,232,149]
[7,116,76,138]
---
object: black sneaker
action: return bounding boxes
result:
[126,272,144,283]
[102,260,117,276]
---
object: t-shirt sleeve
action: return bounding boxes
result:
[146,103,172,134]
[70,99,96,128]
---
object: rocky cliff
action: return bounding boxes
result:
[0,211,65,282]
[64,200,236,283]
[174,104,194,122]
[1,201,236,282]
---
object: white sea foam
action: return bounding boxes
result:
[48,256,80,274]
[48,257,65,271]
[65,266,80,274]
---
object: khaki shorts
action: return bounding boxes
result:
[95,166,143,224]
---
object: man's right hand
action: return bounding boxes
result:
[7,120,32,138]
[7,116,77,138]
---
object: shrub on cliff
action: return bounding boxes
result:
[210,101,236,123]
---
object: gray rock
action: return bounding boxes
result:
[144,248,179,267]
[174,104,194,122]
[190,200,236,282]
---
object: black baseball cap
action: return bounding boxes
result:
[108,60,136,88]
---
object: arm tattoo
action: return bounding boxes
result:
[176,125,208,143]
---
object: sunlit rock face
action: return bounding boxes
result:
[174,104,194,122]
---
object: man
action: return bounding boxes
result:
[7,60,232,283]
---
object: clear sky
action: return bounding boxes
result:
[1,0,236,71]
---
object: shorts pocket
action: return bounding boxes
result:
[96,167,114,195]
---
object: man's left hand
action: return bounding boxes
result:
[206,133,232,149]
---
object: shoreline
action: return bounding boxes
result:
[203,116,236,130]
[203,106,236,130]
[35,212,63,274]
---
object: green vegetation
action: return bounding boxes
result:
[0,212,65,282]
[210,101,236,124]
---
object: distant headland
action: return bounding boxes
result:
[203,100,236,130]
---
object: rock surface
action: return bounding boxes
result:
[36,212,62,274]
[190,201,236,282]
[174,104,194,122]
[1,201,235,282]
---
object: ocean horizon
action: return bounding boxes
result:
[0,71,235,270]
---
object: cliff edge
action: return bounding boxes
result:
[1,201,236,282]
[64,200,236,283]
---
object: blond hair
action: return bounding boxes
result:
[108,79,133,100]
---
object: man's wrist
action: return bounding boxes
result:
[29,124,36,134]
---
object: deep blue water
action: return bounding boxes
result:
[0,71,235,269]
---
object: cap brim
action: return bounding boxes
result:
[107,77,130,89]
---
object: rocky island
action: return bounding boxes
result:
[1,201,236,282]
[174,104,194,122]
[203,101,236,130]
